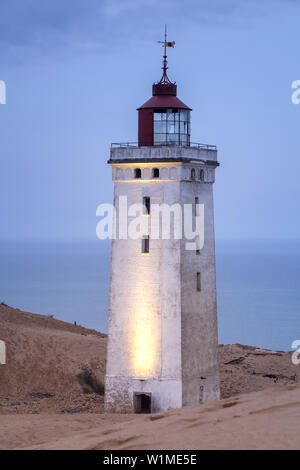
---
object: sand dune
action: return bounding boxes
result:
[2,385,299,450]
[0,305,299,450]
[0,305,106,413]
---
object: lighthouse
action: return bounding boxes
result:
[105,29,220,413]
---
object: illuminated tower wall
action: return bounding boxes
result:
[104,149,220,413]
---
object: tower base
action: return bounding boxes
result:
[104,373,220,414]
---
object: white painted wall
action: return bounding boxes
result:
[105,148,219,413]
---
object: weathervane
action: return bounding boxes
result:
[157,25,175,84]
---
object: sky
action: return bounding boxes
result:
[0,0,300,243]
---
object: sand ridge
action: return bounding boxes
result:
[4,385,300,450]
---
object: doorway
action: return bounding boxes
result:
[134,392,152,414]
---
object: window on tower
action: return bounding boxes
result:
[152,168,160,179]
[200,169,205,182]
[197,272,202,291]
[191,168,196,180]
[143,197,151,215]
[196,234,201,255]
[134,168,142,179]
[142,236,150,254]
[195,197,199,216]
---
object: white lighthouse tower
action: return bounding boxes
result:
[105,31,220,413]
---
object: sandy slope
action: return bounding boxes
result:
[2,385,299,450]
[219,343,299,398]
[0,413,134,451]
[0,305,107,413]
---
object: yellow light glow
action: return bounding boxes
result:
[127,252,160,378]
[131,314,157,377]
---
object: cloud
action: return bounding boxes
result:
[0,0,297,65]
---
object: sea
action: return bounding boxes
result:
[0,240,299,351]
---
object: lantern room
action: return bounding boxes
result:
[137,30,192,147]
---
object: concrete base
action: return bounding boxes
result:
[105,373,220,413]
[105,376,182,414]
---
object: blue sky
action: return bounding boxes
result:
[0,0,300,242]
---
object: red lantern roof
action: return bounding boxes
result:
[137,94,191,111]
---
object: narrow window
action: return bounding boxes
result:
[134,168,142,179]
[152,168,160,178]
[197,272,201,291]
[196,235,200,255]
[200,169,204,182]
[195,197,199,216]
[196,234,201,255]
[143,196,150,215]
[142,236,150,254]
[191,168,195,180]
